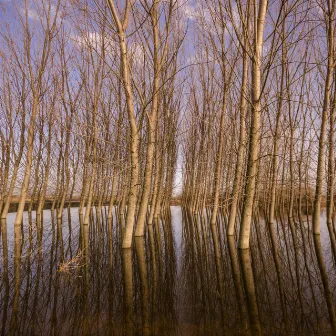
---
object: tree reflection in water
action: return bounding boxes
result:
[0,207,335,335]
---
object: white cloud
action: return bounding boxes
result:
[129,42,145,68]
[27,8,39,21]
[72,31,116,53]
[176,0,197,21]
[183,3,196,20]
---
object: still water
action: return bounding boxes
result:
[0,206,335,335]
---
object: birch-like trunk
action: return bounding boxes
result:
[239,0,268,249]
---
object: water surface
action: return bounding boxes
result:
[0,207,335,335]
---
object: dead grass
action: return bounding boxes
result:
[58,250,85,275]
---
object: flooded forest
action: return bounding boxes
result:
[1,0,336,335]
